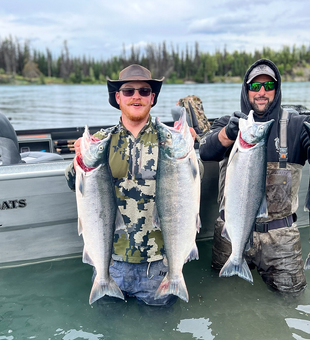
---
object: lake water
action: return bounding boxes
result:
[1,83,310,340]
[0,82,309,130]
[1,229,310,340]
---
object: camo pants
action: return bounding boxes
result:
[212,217,307,294]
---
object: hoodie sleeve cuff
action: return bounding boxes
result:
[199,131,229,161]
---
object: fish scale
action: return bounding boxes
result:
[75,126,125,304]
[219,110,274,283]
[154,108,201,302]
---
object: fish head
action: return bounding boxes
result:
[155,108,193,159]
[81,126,111,168]
[239,110,274,146]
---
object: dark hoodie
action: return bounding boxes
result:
[200,58,310,165]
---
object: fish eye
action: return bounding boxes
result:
[99,145,104,151]
[166,132,172,139]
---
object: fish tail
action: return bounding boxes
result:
[185,243,199,262]
[304,253,310,270]
[219,257,253,284]
[154,274,189,302]
[89,276,124,304]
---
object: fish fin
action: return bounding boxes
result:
[304,253,310,270]
[196,214,202,233]
[152,204,161,230]
[78,217,83,236]
[89,275,124,304]
[79,172,84,195]
[154,273,189,302]
[82,248,94,266]
[221,224,231,242]
[227,143,239,167]
[219,196,225,213]
[245,239,251,251]
[219,257,253,284]
[115,208,126,231]
[189,157,198,180]
[257,195,268,218]
[185,243,199,263]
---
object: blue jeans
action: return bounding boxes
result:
[93,259,178,307]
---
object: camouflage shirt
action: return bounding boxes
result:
[93,116,164,263]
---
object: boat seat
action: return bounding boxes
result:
[0,113,22,165]
[0,137,22,165]
[20,151,64,164]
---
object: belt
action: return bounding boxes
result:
[254,214,295,233]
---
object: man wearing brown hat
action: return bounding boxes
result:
[200,58,310,294]
[65,64,179,306]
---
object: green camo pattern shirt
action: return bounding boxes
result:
[93,116,164,263]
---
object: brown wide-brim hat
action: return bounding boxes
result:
[107,64,165,109]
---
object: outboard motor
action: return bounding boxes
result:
[0,113,21,165]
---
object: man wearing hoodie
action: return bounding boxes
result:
[199,59,310,294]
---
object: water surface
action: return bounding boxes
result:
[0,82,309,130]
[1,228,310,339]
[1,82,310,339]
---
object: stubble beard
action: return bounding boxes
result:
[119,102,151,122]
[251,97,272,115]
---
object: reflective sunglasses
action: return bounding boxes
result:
[248,81,276,92]
[119,87,152,97]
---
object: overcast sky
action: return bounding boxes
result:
[0,0,309,60]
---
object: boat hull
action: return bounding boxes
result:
[1,159,308,268]
[0,161,82,267]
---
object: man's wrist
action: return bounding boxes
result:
[218,127,235,147]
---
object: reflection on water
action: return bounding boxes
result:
[54,328,104,340]
[286,305,310,340]
[0,82,309,130]
[1,227,310,339]
[285,318,310,339]
[176,318,214,339]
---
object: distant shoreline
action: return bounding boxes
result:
[1,74,309,86]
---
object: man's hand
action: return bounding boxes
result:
[73,137,82,170]
[189,127,197,141]
[225,111,248,141]
[173,121,197,141]
[74,137,82,156]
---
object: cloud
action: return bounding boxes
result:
[0,0,309,60]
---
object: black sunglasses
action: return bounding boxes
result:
[119,87,152,97]
[248,81,276,92]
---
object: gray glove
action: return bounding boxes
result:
[225,111,248,140]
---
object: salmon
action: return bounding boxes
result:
[154,109,201,302]
[75,126,124,304]
[219,111,274,283]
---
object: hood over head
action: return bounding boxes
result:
[241,59,282,121]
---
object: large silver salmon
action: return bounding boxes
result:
[75,126,124,304]
[302,121,310,270]
[154,109,201,302]
[219,111,274,283]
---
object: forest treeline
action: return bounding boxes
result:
[1,36,310,84]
